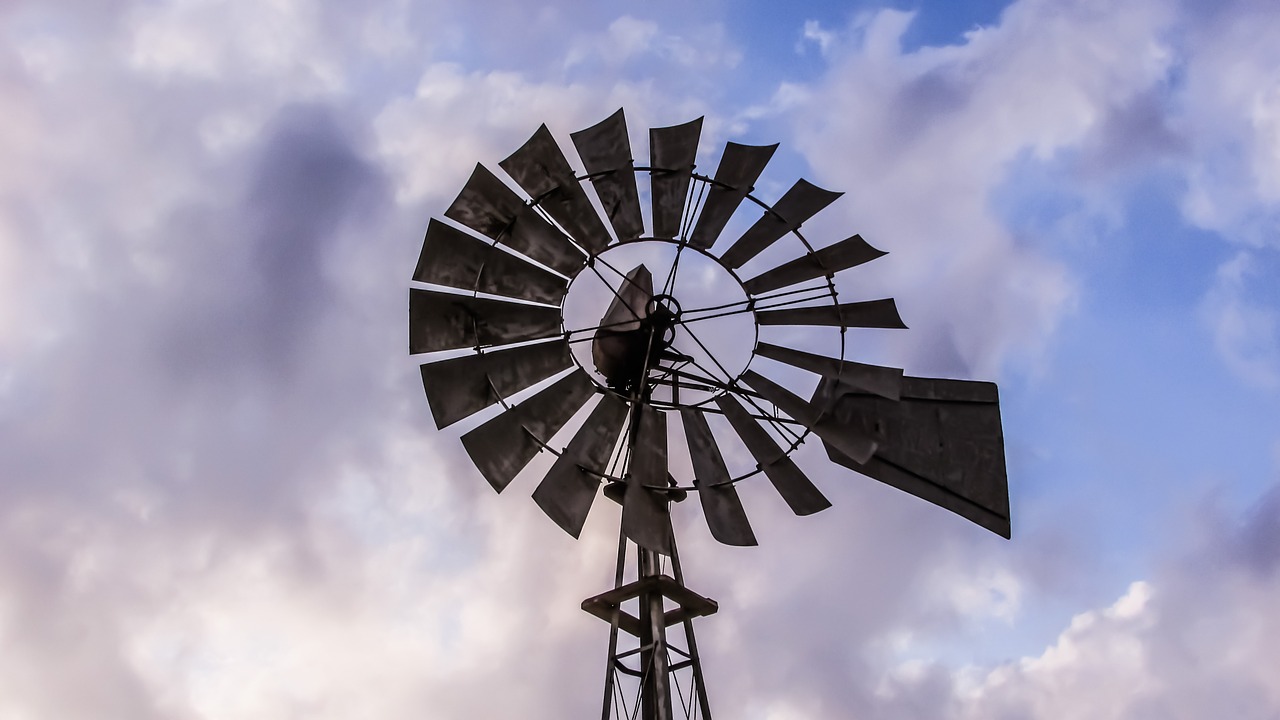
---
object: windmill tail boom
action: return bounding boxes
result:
[812,377,1011,538]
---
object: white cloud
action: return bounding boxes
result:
[3,0,1280,718]
[1201,251,1280,389]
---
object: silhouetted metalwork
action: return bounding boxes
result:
[409,108,1012,719]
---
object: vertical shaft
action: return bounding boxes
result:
[639,547,674,720]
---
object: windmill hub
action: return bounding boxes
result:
[562,240,756,402]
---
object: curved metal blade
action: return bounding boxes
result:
[444,164,586,277]
[419,339,571,429]
[500,125,612,254]
[413,219,569,305]
[740,370,877,464]
[680,408,757,546]
[719,179,843,269]
[688,142,777,250]
[649,117,703,240]
[713,393,830,515]
[409,289,562,354]
[755,342,902,401]
[813,377,1011,538]
[459,369,596,492]
[742,234,887,295]
[623,404,674,555]
[532,393,630,538]
[571,109,644,244]
[757,299,907,329]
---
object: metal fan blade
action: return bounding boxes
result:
[680,408,757,546]
[713,393,830,515]
[649,117,703,240]
[444,164,586,277]
[419,339,571,429]
[413,219,569,305]
[688,142,777,250]
[740,370,877,465]
[571,109,644,244]
[532,393,630,538]
[754,342,902,401]
[742,234,887,295]
[500,125,612,254]
[757,298,907,329]
[813,376,1011,538]
[719,179,843,270]
[409,288,562,354]
[623,404,674,555]
[459,369,596,492]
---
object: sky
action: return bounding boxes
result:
[2,0,1279,717]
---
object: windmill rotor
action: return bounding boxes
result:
[408,108,1012,719]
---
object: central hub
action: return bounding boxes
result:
[563,241,756,405]
[644,294,682,352]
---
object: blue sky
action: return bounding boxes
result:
[1,0,1279,717]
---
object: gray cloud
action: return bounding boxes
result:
[2,0,1279,717]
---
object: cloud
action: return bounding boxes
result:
[1201,251,1280,389]
[2,0,1280,718]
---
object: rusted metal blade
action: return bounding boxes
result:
[443,164,586,277]
[713,393,830,515]
[742,234,887,295]
[680,408,757,546]
[532,393,630,538]
[719,179,843,269]
[409,288,562,354]
[649,117,703,240]
[418,339,571,429]
[623,404,674,555]
[459,369,596,493]
[571,109,644,244]
[812,376,1011,538]
[413,219,568,305]
[754,342,902,401]
[757,298,907,329]
[688,142,777,250]
[741,370,877,464]
[500,125,612,255]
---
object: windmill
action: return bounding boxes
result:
[409,109,1010,719]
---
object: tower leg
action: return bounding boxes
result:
[587,538,717,720]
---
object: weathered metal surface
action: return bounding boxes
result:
[756,298,907,329]
[713,393,831,515]
[459,369,596,492]
[413,219,569,305]
[812,376,1011,538]
[741,370,877,465]
[688,142,777,250]
[571,109,644,244]
[419,339,571,429]
[742,234,887,295]
[623,405,674,555]
[754,342,902,401]
[649,118,703,240]
[592,264,655,391]
[582,574,719,637]
[444,163,586,277]
[718,179,842,270]
[532,393,630,538]
[409,288,562,354]
[500,125,613,254]
[680,408,757,546]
